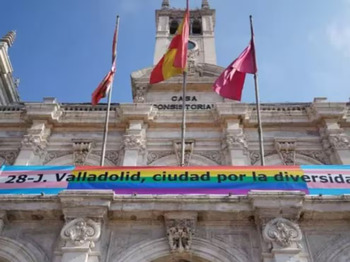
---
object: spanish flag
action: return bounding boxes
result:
[150,0,189,84]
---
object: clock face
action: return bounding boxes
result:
[188,41,196,50]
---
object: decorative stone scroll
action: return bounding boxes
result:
[225,132,248,153]
[147,151,174,165]
[165,213,197,253]
[105,151,121,165]
[197,150,224,165]
[60,218,101,248]
[329,134,350,150]
[44,151,70,165]
[0,151,19,165]
[123,134,146,151]
[298,150,329,164]
[21,134,48,158]
[263,217,302,248]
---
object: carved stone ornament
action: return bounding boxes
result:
[72,140,94,165]
[298,151,329,164]
[263,217,302,248]
[0,151,19,165]
[44,151,70,165]
[123,134,146,151]
[225,132,248,153]
[197,151,224,165]
[275,140,296,165]
[329,134,350,150]
[147,151,174,165]
[166,218,196,253]
[60,218,101,248]
[21,124,51,157]
[105,151,121,165]
[187,50,203,77]
[21,134,47,157]
[133,85,147,103]
[174,141,194,166]
[249,151,260,165]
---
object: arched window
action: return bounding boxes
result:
[169,20,179,34]
[192,19,202,35]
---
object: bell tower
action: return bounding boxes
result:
[154,0,217,66]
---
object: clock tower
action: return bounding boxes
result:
[154,0,217,66]
[131,0,224,105]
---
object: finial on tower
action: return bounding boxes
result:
[1,31,16,47]
[202,0,209,9]
[161,0,170,9]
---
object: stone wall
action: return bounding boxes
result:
[0,97,348,167]
[1,191,350,261]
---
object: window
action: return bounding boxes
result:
[192,19,202,34]
[170,20,179,34]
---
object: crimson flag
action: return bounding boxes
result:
[212,39,257,101]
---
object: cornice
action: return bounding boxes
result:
[1,191,350,221]
[118,103,157,122]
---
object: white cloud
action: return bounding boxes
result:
[326,22,350,57]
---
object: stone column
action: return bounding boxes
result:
[14,120,50,165]
[224,120,249,165]
[308,97,349,164]
[14,98,62,165]
[249,191,309,262]
[58,190,113,262]
[122,120,146,166]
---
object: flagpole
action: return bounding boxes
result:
[100,15,120,166]
[180,71,187,166]
[180,0,189,167]
[250,15,265,166]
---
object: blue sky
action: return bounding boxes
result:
[1,0,350,104]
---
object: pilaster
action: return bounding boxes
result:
[321,119,350,164]
[224,120,249,165]
[58,190,113,262]
[249,191,308,262]
[122,120,146,166]
[15,98,62,165]
[215,103,250,165]
[15,120,51,165]
[119,104,156,166]
[308,98,349,164]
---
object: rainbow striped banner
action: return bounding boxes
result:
[0,165,350,195]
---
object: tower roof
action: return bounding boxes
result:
[1,31,16,47]
[161,0,170,9]
[202,0,210,9]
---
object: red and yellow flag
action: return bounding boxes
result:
[150,0,189,84]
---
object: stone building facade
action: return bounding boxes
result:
[0,1,350,261]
